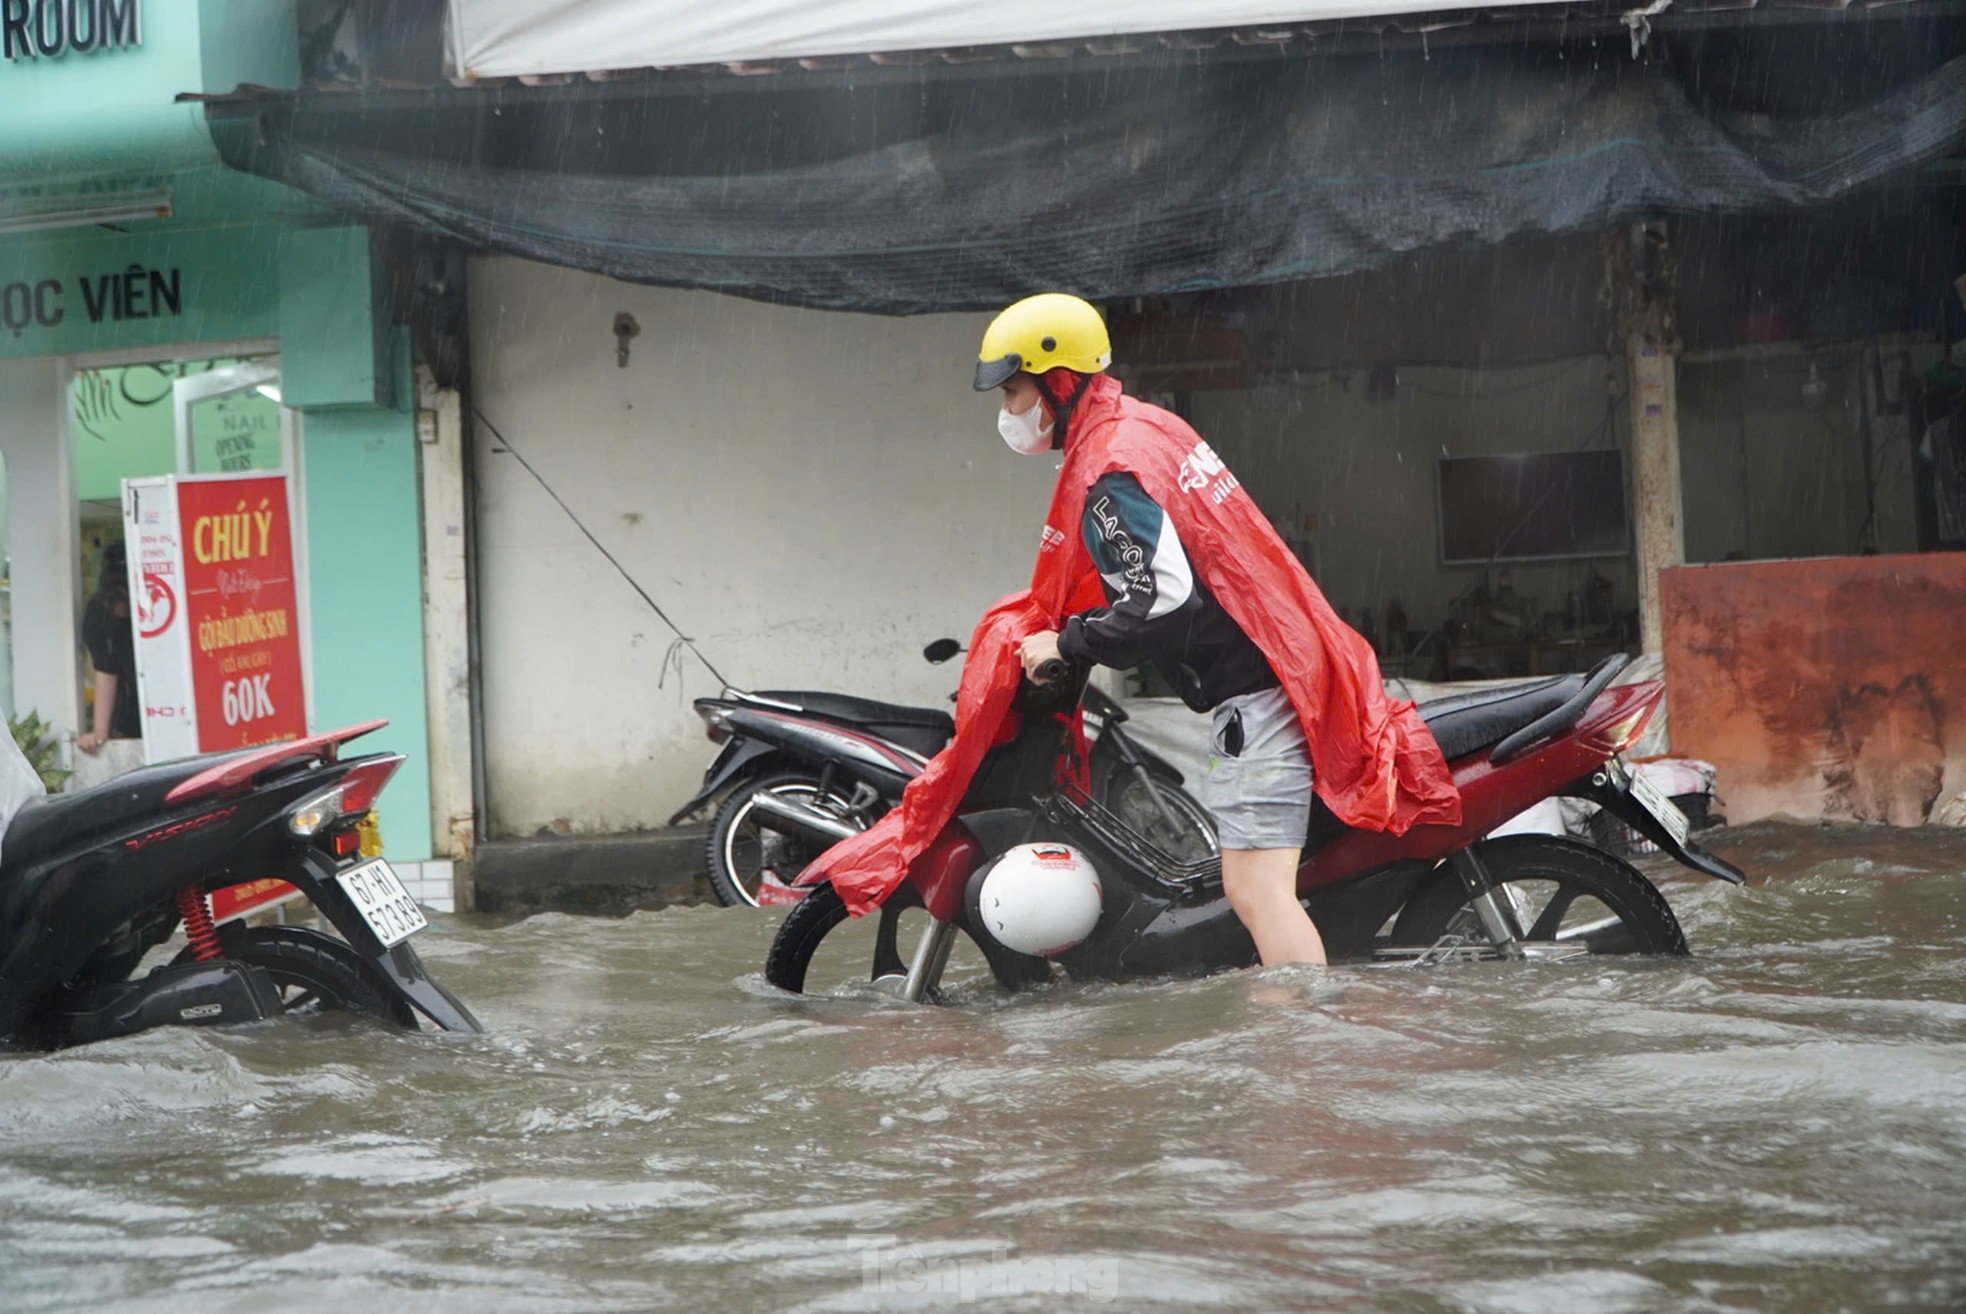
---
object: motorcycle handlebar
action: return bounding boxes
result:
[1033,658,1071,686]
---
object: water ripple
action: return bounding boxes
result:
[2,825,1964,1311]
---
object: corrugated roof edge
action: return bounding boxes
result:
[444,0,1942,84]
[177,0,1954,104]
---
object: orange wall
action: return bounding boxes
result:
[1662,554,1966,826]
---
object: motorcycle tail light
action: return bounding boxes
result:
[287,785,346,837]
[695,701,735,744]
[1601,701,1660,753]
[333,829,362,858]
[286,756,403,837]
[338,756,404,815]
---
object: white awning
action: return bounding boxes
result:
[445,0,1578,80]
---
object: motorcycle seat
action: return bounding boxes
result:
[1418,674,1585,763]
[750,690,955,758]
[2,753,245,875]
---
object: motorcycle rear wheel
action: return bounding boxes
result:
[175,925,417,1027]
[708,773,864,908]
[1388,835,1689,957]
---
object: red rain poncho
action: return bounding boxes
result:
[808,373,1461,916]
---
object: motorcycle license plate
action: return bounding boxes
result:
[1627,768,1692,848]
[336,858,428,948]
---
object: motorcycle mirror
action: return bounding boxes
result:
[923,638,963,664]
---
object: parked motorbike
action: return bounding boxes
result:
[764,653,1746,1000]
[671,639,1215,907]
[0,721,482,1050]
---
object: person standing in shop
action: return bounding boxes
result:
[76,543,141,756]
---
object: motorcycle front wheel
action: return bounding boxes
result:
[175,925,417,1026]
[707,773,864,908]
[1387,835,1689,957]
[764,880,1050,999]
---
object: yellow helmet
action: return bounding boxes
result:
[973,293,1112,391]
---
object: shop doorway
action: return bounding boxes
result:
[67,348,305,778]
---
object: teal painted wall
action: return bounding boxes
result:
[1,219,396,424]
[0,0,295,175]
[197,0,299,105]
[279,226,392,409]
[0,222,282,359]
[301,331,433,861]
[0,2,209,177]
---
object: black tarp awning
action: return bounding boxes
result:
[210,31,1966,314]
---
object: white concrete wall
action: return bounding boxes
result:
[468,260,1931,839]
[468,258,1058,837]
[0,357,79,744]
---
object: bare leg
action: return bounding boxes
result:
[1221,847,1326,967]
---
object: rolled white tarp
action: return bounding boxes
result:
[445,0,1575,79]
[0,728,47,868]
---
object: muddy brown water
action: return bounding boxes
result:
[3,823,1964,1312]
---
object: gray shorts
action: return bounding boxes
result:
[1202,686,1313,851]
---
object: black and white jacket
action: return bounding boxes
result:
[1056,472,1278,713]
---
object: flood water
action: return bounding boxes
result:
[3,822,1964,1312]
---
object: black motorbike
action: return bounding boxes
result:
[0,721,481,1050]
[670,639,1215,906]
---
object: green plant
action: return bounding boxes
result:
[9,712,69,794]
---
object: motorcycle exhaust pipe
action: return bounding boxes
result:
[747,791,862,846]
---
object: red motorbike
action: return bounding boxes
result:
[765,654,1745,1000]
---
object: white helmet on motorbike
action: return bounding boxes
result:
[976,843,1103,958]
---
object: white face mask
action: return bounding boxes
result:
[997,402,1053,455]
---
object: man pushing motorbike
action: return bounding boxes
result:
[982,294,1460,965]
[802,294,1460,971]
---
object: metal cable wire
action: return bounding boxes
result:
[472,407,732,689]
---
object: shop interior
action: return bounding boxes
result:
[1107,191,1962,688]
